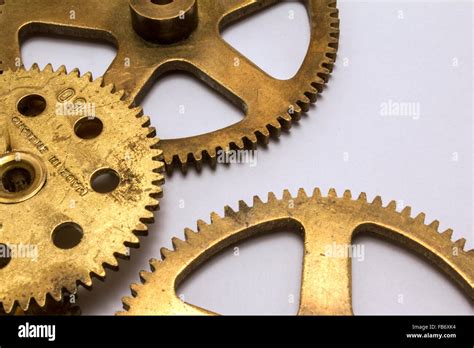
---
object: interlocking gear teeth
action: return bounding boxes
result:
[117,188,473,315]
[0,65,164,313]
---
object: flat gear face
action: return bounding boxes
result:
[0,0,339,171]
[118,189,474,315]
[0,66,164,313]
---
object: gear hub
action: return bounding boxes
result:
[129,0,198,44]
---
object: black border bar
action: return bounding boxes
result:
[0,315,472,346]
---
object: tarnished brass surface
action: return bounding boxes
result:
[0,66,164,313]
[118,189,474,315]
[0,0,339,171]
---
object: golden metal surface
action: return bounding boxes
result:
[118,189,474,315]
[0,66,164,313]
[0,0,339,172]
[1,297,81,316]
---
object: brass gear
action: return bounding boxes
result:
[0,66,164,313]
[0,0,339,172]
[118,188,474,315]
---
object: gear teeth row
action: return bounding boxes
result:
[119,188,473,314]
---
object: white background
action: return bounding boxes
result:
[22,0,473,315]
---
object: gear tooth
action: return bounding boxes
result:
[196,219,207,231]
[149,258,161,270]
[441,229,453,239]
[130,283,140,296]
[184,228,196,240]
[328,188,338,198]
[82,71,93,81]
[401,206,412,217]
[343,190,352,199]
[104,83,116,94]
[43,63,54,73]
[312,187,322,198]
[18,298,30,312]
[358,192,368,202]
[94,76,105,87]
[49,288,63,303]
[414,212,426,223]
[210,212,221,222]
[116,89,128,101]
[224,205,236,216]
[387,200,397,210]
[69,68,80,77]
[372,196,383,206]
[268,192,278,202]
[56,65,67,74]
[80,273,93,287]
[126,234,140,246]
[253,195,264,206]
[246,133,258,145]
[92,264,107,278]
[298,188,308,199]
[139,271,151,283]
[193,151,203,163]
[268,120,282,137]
[429,220,440,230]
[172,237,186,250]
[453,238,466,250]
[160,247,173,259]
[135,222,148,233]
[2,300,15,315]
[30,63,40,71]
[238,200,250,210]
[282,189,292,200]
[122,296,134,308]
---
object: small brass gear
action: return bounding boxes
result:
[0,65,164,313]
[118,188,473,315]
[0,0,339,172]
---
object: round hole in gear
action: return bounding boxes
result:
[74,117,104,140]
[91,168,120,193]
[0,244,12,269]
[17,94,47,117]
[52,222,84,249]
[1,166,34,193]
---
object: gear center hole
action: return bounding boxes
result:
[1,164,34,193]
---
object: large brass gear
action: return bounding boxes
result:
[0,66,164,313]
[118,188,474,315]
[0,0,339,172]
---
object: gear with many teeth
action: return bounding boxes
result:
[0,66,164,314]
[0,0,339,172]
[118,188,474,315]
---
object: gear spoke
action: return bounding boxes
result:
[183,35,280,112]
[207,0,280,28]
[298,221,353,315]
